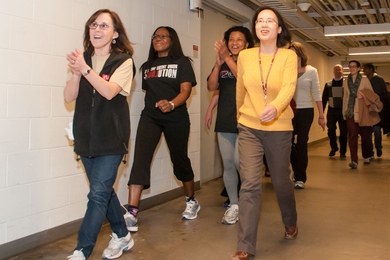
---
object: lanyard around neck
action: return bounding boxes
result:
[258,48,278,106]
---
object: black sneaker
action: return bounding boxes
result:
[329,147,339,156]
[377,150,382,157]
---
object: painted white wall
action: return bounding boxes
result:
[0,0,201,244]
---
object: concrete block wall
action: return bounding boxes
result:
[0,0,201,245]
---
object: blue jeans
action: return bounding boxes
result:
[76,155,128,258]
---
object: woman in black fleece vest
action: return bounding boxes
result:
[64,9,134,260]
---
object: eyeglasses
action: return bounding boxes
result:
[89,22,112,30]
[255,18,278,25]
[151,34,171,40]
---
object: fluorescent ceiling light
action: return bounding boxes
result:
[324,23,390,36]
[348,46,390,55]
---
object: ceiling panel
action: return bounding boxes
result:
[204,0,390,64]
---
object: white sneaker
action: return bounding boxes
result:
[67,250,85,260]
[221,204,239,225]
[182,199,200,220]
[102,232,134,259]
[294,181,305,189]
[124,212,138,232]
[363,158,371,164]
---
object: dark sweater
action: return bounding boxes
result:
[73,51,132,157]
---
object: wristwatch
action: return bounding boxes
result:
[83,68,91,77]
[169,101,175,111]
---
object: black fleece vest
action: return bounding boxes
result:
[73,51,132,157]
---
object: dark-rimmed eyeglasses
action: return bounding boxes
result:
[151,34,171,40]
[89,22,112,30]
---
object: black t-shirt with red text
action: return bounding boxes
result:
[141,56,196,124]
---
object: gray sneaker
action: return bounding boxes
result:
[182,199,200,220]
[221,204,239,225]
[349,161,358,169]
[124,212,138,232]
[67,250,85,260]
[102,232,134,259]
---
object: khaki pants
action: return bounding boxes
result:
[236,124,297,255]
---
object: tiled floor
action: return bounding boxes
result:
[8,137,390,260]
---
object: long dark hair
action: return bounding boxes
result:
[83,9,134,56]
[251,6,291,48]
[142,26,191,70]
[223,26,254,50]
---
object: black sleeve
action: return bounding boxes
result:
[179,57,197,87]
[322,83,328,111]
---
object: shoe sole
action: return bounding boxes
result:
[182,205,201,220]
[221,218,238,225]
[102,238,134,259]
[127,225,138,232]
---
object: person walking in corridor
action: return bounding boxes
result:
[322,64,347,158]
[232,6,298,260]
[65,9,135,260]
[125,26,199,233]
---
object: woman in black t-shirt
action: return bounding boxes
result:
[124,26,199,232]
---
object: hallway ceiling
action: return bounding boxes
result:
[204,0,390,64]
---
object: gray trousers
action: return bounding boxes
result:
[217,132,240,205]
[236,124,297,255]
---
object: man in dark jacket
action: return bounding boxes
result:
[362,63,387,157]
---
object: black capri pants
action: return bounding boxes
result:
[128,118,194,189]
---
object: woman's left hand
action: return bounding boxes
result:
[156,100,174,113]
[260,105,277,122]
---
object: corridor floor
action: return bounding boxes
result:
[9,138,390,260]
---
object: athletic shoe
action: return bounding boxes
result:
[67,250,85,260]
[221,204,239,225]
[363,158,371,164]
[329,147,338,156]
[285,225,298,239]
[102,232,134,259]
[294,181,305,189]
[124,212,138,232]
[349,161,358,169]
[182,199,200,220]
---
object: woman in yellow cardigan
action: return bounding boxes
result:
[232,6,298,260]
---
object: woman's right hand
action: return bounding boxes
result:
[214,40,230,62]
[66,49,88,76]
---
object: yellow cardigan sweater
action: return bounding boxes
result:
[236,47,298,131]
